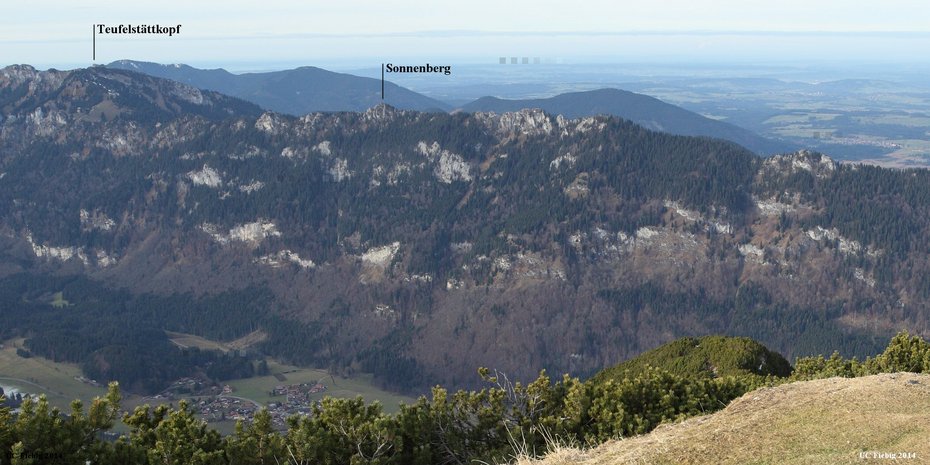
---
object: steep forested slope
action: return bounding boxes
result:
[1,64,928,393]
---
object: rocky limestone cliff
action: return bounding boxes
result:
[1,66,928,391]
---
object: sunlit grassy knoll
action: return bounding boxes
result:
[517,373,930,465]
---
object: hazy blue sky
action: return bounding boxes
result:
[4,0,930,70]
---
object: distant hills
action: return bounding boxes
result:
[460,88,793,154]
[105,60,787,154]
[107,60,451,114]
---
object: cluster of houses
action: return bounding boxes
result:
[145,377,222,401]
[139,377,332,429]
[263,381,328,427]
[141,378,250,422]
[270,381,327,402]
[197,396,256,422]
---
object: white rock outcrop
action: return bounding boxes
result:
[361,242,400,267]
[255,250,315,269]
[417,141,472,183]
[80,209,116,231]
[187,164,223,188]
[26,233,89,265]
[201,220,281,246]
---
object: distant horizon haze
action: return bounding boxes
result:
[3,0,929,70]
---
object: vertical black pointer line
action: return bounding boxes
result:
[92,24,96,60]
[381,63,384,100]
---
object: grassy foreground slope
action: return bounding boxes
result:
[519,373,930,465]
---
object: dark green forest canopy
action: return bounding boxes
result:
[591,335,793,383]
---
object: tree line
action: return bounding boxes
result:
[2,332,928,465]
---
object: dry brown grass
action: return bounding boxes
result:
[517,373,930,465]
[227,330,269,350]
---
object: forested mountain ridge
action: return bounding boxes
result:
[103,61,785,154]
[106,60,452,114]
[0,64,262,122]
[460,88,793,155]
[1,64,929,393]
